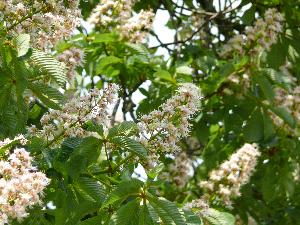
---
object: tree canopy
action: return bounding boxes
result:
[0,0,300,224]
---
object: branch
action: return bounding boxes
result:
[111,99,121,126]
[150,6,238,49]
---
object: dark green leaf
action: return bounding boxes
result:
[110,136,147,158]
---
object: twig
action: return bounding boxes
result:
[150,5,239,49]
[111,99,121,126]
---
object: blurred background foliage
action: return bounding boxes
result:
[1,0,300,224]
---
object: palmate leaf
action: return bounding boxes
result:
[62,137,83,150]
[70,137,102,162]
[29,49,67,86]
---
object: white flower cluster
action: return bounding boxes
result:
[138,83,201,168]
[199,143,260,207]
[28,83,119,147]
[118,10,155,43]
[1,0,81,50]
[0,148,49,224]
[88,0,154,43]
[57,47,85,81]
[88,0,132,28]
[271,87,300,127]
[221,8,284,57]
[160,152,192,189]
[185,198,209,213]
[0,135,27,149]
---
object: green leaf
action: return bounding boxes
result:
[126,43,150,59]
[203,208,235,225]
[269,106,296,128]
[28,82,64,109]
[66,154,88,179]
[74,177,106,203]
[139,205,156,225]
[253,75,274,102]
[241,6,256,25]
[102,179,143,208]
[262,111,275,140]
[176,66,192,75]
[110,136,147,158]
[67,137,102,178]
[262,165,279,202]
[108,121,139,138]
[147,194,186,225]
[261,69,291,89]
[30,49,67,86]
[96,56,122,74]
[62,137,82,150]
[267,38,288,69]
[147,163,164,179]
[243,108,264,142]
[78,215,102,225]
[114,199,141,225]
[14,34,30,57]
[85,121,104,136]
[92,33,119,43]
[73,137,102,161]
[154,70,176,83]
[183,210,202,225]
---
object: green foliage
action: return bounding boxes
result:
[2,0,300,224]
[29,50,67,86]
[202,209,235,225]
